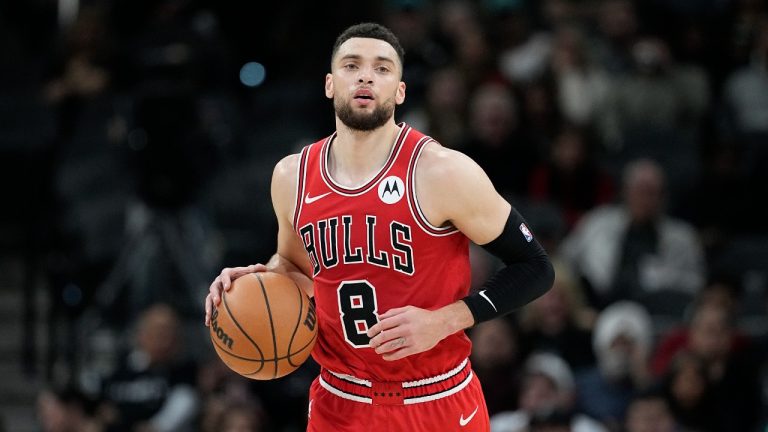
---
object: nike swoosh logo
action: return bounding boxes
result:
[459,405,479,427]
[304,192,331,204]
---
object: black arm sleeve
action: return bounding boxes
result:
[461,207,555,325]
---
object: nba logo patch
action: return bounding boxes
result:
[519,223,533,242]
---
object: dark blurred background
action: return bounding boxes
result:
[1,0,767,431]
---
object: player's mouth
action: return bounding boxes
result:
[353,89,375,103]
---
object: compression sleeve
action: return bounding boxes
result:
[461,207,555,324]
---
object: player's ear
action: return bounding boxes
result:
[325,73,334,99]
[395,81,406,105]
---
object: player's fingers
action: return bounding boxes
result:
[225,264,267,287]
[366,322,382,339]
[208,276,223,305]
[367,315,404,339]
[204,293,213,326]
[378,306,410,320]
[374,336,408,354]
[369,327,405,349]
[231,265,256,278]
[220,268,234,291]
[382,346,413,361]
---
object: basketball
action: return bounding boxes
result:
[209,271,317,380]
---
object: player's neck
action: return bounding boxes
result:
[329,121,401,187]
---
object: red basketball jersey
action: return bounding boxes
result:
[292,123,472,381]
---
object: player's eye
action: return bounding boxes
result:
[343,63,358,70]
[376,66,390,73]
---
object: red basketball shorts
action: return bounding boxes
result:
[306,359,490,431]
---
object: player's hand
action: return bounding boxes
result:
[366,306,448,361]
[204,264,267,326]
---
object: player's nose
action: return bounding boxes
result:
[357,66,373,84]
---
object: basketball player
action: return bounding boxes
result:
[205,23,554,431]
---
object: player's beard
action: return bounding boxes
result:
[335,95,395,131]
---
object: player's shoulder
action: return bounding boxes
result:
[274,152,302,179]
[271,151,304,201]
[416,141,485,187]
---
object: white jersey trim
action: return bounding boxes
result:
[402,358,468,388]
[406,137,460,237]
[404,371,473,405]
[291,145,312,230]
[318,376,373,404]
[327,370,372,387]
[319,124,409,197]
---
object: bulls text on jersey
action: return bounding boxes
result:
[298,215,414,277]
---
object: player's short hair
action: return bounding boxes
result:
[331,23,405,69]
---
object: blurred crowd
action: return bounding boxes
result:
[1,0,767,431]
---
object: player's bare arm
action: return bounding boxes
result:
[368,143,555,360]
[204,154,314,326]
[270,153,315,295]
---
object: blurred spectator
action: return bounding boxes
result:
[723,17,768,136]
[658,353,718,431]
[200,395,265,432]
[246,358,320,432]
[518,258,597,372]
[495,3,553,85]
[37,386,104,432]
[43,5,113,108]
[722,17,768,226]
[575,301,653,431]
[528,410,573,432]
[219,401,265,432]
[99,303,199,432]
[433,0,484,66]
[470,317,522,416]
[590,0,639,75]
[197,357,265,432]
[402,66,469,149]
[460,81,536,197]
[598,37,709,152]
[560,159,705,307]
[651,280,750,376]
[114,0,224,212]
[490,352,607,432]
[550,25,611,128]
[383,0,449,110]
[528,410,574,432]
[678,140,754,248]
[453,24,497,92]
[651,301,763,431]
[624,389,680,432]
[694,274,744,316]
[518,73,562,158]
[528,124,615,232]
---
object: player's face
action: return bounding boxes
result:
[326,37,406,131]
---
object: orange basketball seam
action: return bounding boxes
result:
[286,279,304,368]
[255,273,280,380]
[212,329,317,363]
[220,287,268,376]
[210,310,317,362]
[241,332,318,378]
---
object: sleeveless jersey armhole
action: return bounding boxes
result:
[291,145,311,231]
[406,138,460,237]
